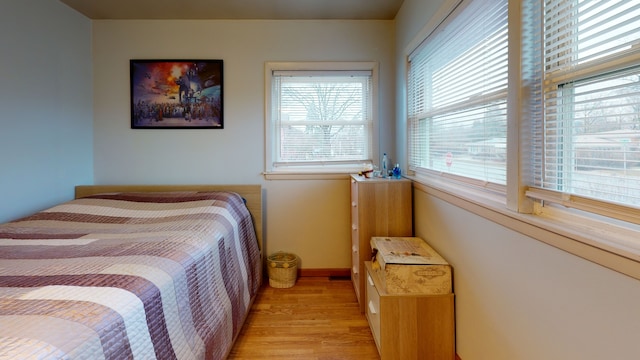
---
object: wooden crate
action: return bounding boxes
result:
[370,237,452,295]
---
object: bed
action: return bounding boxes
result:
[0,184,263,360]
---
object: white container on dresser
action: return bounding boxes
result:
[349,174,412,313]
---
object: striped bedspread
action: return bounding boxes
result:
[0,191,262,360]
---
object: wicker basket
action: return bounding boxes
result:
[267,252,297,288]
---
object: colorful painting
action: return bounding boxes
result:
[130,59,223,129]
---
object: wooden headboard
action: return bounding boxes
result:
[75,184,263,252]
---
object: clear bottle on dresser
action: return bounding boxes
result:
[382,153,388,177]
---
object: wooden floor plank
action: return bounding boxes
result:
[228,277,380,359]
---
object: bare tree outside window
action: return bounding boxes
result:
[280,81,365,161]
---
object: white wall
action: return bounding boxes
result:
[413,189,640,359]
[0,0,93,222]
[92,19,395,268]
[396,0,640,358]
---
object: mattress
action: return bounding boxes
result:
[0,191,262,360]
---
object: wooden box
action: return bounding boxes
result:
[370,237,452,294]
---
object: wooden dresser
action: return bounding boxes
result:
[365,236,455,359]
[365,261,455,359]
[349,174,412,312]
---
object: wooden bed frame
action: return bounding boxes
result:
[75,184,263,252]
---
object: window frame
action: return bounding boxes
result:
[406,0,510,191]
[404,0,640,280]
[525,0,640,220]
[264,61,378,179]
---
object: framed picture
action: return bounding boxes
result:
[130,59,223,129]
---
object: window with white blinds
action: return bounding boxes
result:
[266,63,375,173]
[407,0,509,185]
[527,0,640,212]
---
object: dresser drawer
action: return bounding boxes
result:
[351,265,361,302]
[351,229,361,302]
[351,243,360,282]
[365,266,381,349]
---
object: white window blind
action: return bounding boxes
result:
[267,68,374,173]
[407,0,509,185]
[529,0,640,210]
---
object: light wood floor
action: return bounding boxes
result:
[228,277,381,359]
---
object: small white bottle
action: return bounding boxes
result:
[382,153,388,177]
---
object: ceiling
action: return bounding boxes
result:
[58,0,405,20]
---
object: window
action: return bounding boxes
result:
[526,0,640,216]
[265,62,376,175]
[406,0,640,276]
[407,0,509,186]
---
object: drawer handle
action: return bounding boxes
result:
[352,245,358,253]
[352,266,358,274]
[367,274,374,286]
[351,201,357,207]
[368,300,378,315]
[352,225,357,231]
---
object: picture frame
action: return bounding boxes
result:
[130,59,223,129]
